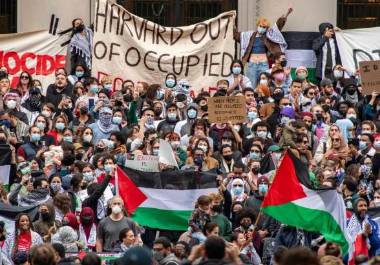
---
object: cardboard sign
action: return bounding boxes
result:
[359,60,380,95]
[93,0,236,92]
[125,155,159,172]
[208,96,247,124]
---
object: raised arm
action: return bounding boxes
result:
[276,8,293,31]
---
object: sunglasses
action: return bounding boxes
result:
[21,75,29,79]
[332,138,340,142]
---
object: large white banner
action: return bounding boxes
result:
[0,30,67,93]
[336,27,380,72]
[93,0,236,93]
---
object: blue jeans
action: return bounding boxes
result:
[246,61,269,89]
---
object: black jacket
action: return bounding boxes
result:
[312,23,341,81]
[45,84,73,109]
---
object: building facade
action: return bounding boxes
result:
[2,0,380,33]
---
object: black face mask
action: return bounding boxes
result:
[154,109,162,116]
[280,60,287,67]
[201,105,208,112]
[241,222,251,230]
[212,204,223,213]
[80,107,88,115]
[81,216,93,225]
[346,87,356,95]
[40,212,50,221]
[223,154,233,161]
[273,92,284,103]
[74,24,85,33]
[322,105,330,113]
[252,167,260,174]
[96,147,105,153]
[315,113,324,121]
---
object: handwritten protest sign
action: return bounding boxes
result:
[208,96,247,124]
[359,60,380,95]
[92,0,236,92]
[125,154,159,172]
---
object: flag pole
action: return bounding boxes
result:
[115,165,119,195]
[253,149,288,234]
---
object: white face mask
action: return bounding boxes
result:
[41,110,51,118]
[83,135,93,143]
[6,100,16,109]
[259,79,268,85]
[112,205,122,215]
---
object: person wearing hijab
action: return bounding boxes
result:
[88,107,120,143]
[347,198,380,257]
[78,207,97,251]
[51,213,79,253]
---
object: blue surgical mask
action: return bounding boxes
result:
[112,116,122,125]
[233,186,243,196]
[232,66,241,75]
[104,164,114,174]
[248,111,257,121]
[187,109,197,119]
[31,133,41,142]
[152,149,159,156]
[83,172,94,182]
[165,79,175,88]
[104,84,112,90]
[90,85,98,94]
[156,90,164,100]
[258,184,268,194]
[359,141,368,150]
[63,136,73,143]
[55,122,65,130]
[249,151,261,160]
[167,112,177,121]
[374,141,380,149]
[257,26,266,34]
[75,71,84,78]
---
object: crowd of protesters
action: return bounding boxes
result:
[0,12,380,265]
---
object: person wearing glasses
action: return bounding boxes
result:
[322,132,349,165]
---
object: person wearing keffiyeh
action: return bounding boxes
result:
[88,107,119,143]
[69,18,93,71]
[347,198,380,257]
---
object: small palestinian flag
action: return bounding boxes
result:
[116,167,218,231]
[0,203,38,236]
[262,150,349,254]
[283,31,320,84]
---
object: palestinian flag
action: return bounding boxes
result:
[262,150,349,254]
[0,144,12,190]
[283,32,320,84]
[117,166,218,231]
[0,203,38,236]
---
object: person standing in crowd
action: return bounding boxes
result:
[96,196,140,252]
[3,213,43,264]
[234,8,293,88]
[312,22,341,82]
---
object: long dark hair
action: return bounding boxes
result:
[12,213,32,260]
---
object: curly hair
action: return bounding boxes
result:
[53,193,72,215]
